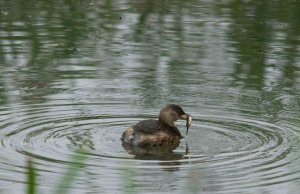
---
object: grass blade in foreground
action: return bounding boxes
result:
[27,160,36,194]
[52,151,87,194]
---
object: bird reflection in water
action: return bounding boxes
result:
[122,141,190,172]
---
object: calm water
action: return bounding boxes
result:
[1,0,300,193]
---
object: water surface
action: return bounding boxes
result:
[1,0,300,193]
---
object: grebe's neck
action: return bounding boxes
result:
[159,113,175,127]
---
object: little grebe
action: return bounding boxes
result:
[121,104,192,147]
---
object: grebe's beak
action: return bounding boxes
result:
[181,113,192,135]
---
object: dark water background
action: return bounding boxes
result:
[1,0,300,193]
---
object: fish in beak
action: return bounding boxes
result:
[181,113,192,135]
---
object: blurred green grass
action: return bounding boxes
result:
[26,151,87,194]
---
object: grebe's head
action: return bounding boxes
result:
[159,104,192,131]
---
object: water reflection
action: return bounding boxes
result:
[122,140,186,171]
[228,1,270,90]
[67,131,95,151]
[1,0,300,194]
[122,141,180,155]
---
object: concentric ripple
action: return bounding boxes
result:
[0,103,300,193]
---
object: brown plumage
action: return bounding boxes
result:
[121,104,192,149]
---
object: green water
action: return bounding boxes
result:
[1,0,300,193]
